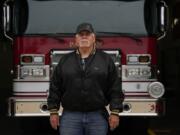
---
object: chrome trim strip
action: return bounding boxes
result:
[13,82,49,92]
[122,82,151,92]
[119,113,158,116]
[14,113,158,117]
[13,92,48,96]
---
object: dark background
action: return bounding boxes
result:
[1,0,180,135]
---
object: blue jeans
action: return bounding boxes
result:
[59,110,108,135]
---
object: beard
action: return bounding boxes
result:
[79,39,91,47]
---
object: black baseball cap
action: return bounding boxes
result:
[76,23,94,34]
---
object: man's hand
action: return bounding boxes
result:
[108,114,120,131]
[50,114,59,130]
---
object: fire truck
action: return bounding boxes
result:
[2,0,168,117]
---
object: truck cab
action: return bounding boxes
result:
[2,0,168,117]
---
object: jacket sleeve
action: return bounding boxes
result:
[107,57,124,112]
[47,62,62,111]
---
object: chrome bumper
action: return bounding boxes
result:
[8,97,165,117]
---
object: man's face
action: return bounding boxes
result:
[75,31,95,48]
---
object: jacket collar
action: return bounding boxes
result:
[76,45,96,57]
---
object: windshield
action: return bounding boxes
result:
[14,0,158,36]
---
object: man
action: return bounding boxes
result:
[47,23,124,135]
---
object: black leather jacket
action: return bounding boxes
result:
[47,49,124,112]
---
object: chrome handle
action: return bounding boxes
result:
[158,1,169,40]
[3,1,13,40]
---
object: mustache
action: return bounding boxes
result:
[79,39,90,45]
